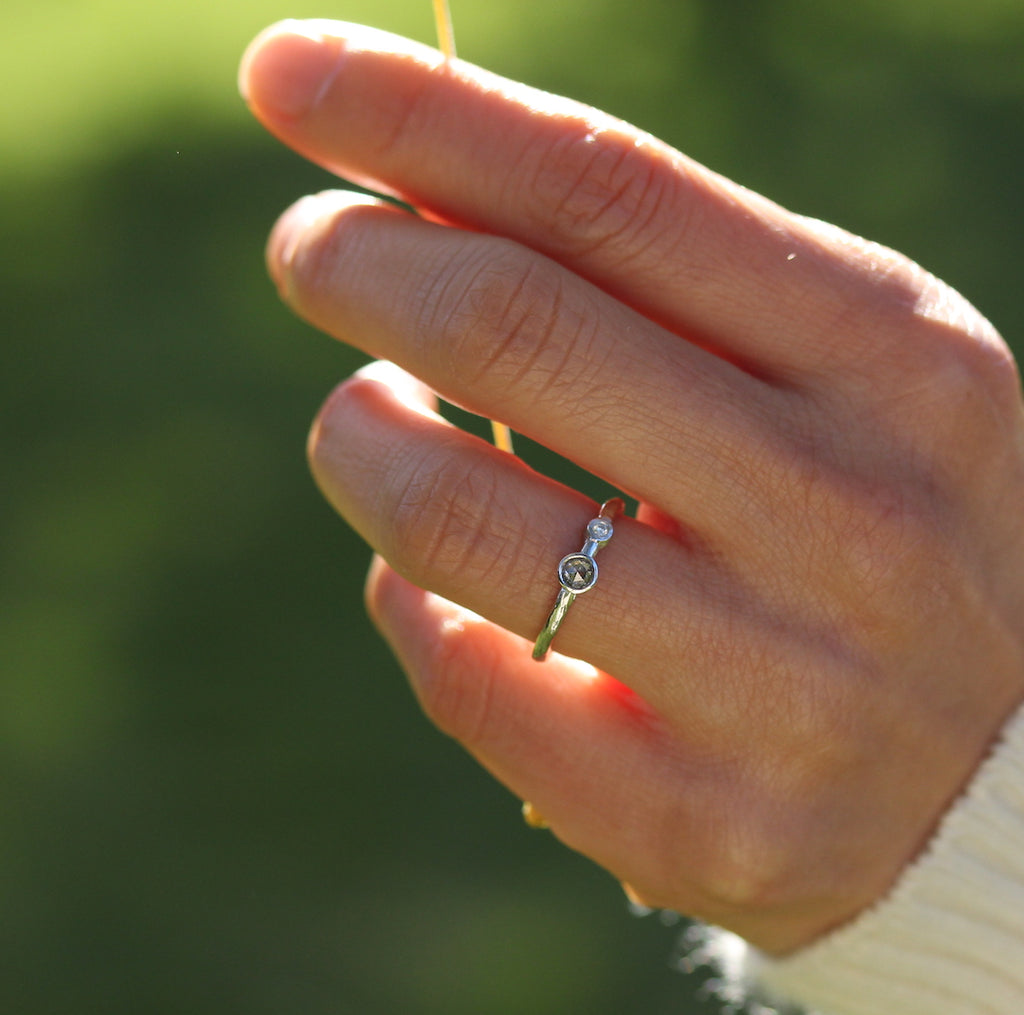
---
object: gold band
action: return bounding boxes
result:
[532,498,624,661]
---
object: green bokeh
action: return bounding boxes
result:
[1,1,1022,1012]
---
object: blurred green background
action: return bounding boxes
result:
[2,1,1022,1012]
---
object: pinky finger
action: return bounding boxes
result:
[364,555,679,883]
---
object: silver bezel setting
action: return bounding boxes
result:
[558,553,598,594]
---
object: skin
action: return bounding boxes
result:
[239,19,1024,955]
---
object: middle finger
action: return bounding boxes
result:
[271,189,795,550]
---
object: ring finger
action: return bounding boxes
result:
[311,359,770,724]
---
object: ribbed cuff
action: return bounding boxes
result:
[741,702,1024,1015]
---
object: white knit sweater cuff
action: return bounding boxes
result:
[728,701,1024,1015]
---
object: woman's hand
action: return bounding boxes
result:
[239,20,1024,955]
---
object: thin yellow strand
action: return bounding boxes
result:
[432,0,456,59]
[431,0,515,455]
[489,420,515,453]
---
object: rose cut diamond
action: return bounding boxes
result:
[559,553,597,593]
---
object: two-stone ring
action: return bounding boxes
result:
[532,497,624,661]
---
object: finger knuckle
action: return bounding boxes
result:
[912,281,1015,391]
[703,843,793,917]
[385,443,514,598]
[683,784,809,919]
[831,249,1019,426]
[914,294,1021,426]
[523,125,684,261]
[424,245,575,393]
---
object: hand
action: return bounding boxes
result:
[239,20,1024,955]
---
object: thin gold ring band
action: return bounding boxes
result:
[532,497,624,661]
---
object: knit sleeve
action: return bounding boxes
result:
[707,701,1024,1015]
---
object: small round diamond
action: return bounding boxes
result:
[587,517,613,541]
[558,553,598,593]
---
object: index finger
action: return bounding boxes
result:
[239,20,939,384]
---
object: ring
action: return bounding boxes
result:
[532,497,625,661]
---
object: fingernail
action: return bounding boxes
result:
[239,20,345,120]
[266,190,379,293]
[265,192,327,294]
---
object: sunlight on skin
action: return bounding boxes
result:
[352,359,441,421]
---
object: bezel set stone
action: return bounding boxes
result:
[533,497,624,662]
[558,553,598,593]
